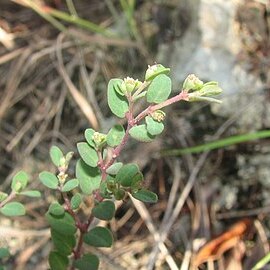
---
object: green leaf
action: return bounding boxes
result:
[0,192,8,202]
[0,248,10,259]
[20,190,41,197]
[107,79,129,118]
[92,201,115,221]
[76,159,101,194]
[83,227,113,247]
[11,171,28,192]
[130,172,144,190]
[49,251,69,270]
[74,254,99,270]
[84,128,96,147]
[51,229,76,256]
[50,146,64,167]
[46,212,76,235]
[71,193,82,210]
[146,74,171,103]
[107,125,125,147]
[129,124,155,142]
[39,171,59,189]
[116,163,139,187]
[77,142,98,167]
[0,202,25,216]
[62,179,79,192]
[132,189,158,203]
[106,162,123,175]
[145,116,164,136]
[48,202,65,216]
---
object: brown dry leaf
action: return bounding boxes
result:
[192,218,252,267]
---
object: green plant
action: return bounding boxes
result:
[0,65,222,269]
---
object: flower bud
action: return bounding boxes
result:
[183,74,203,91]
[92,132,107,148]
[151,110,166,122]
[197,83,222,97]
[121,77,142,94]
[145,64,170,81]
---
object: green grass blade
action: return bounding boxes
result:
[252,252,270,270]
[161,130,270,156]
[43,6,114,36]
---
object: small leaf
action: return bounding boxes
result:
[11,171,28,192]
[62,179,79,192]
[92,201,115,221]
[116,163,139,187]
[0,192,8,202]
[49,251,69,270]
[74,254,99,270]
[46,212,76,235]
[20,190,41,197]
[84,128,96,147]
[50,146,64,167]
[106,162,123,175]
[0,248,10,259]
[145,116,164,136]
[51,229,76,256]
[76,159,101,194]
[107,79,129,118]
[77,142,98,167]
[107,125,125,147]
[39,171,59,189]
[132,189,158,203]
[84,226,113,247]
[146,74,171,103]
[129,124,155,142]
[71,193,82,210]
[0,202,25,216]
[48,202,65,216]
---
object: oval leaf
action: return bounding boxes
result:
[77,142,98,167]
[0,202,25,216]
[83,226,113,247]
[49,251,69,270]
[146,74,171,103]
[20,190,41,197]
[132,189,158,203]
[116,163,140,187]
[71,193,82,210]
[46,212,76,235]
[106,162,123,175]
[76,159,101,194]
[145,116,164,136]
[74,254,99,270]
[11,171,28,192]
[129,124,155,142]
[84,128,96,147]
[107,79,129,118]
[50,146,64,167]
[48,202,65,216]
[51,229,76,256]
[92,201,115,221]
[107,125,125,147]
[62,179,79,192]
[39,171,59,189]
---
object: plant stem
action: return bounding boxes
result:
[0,191,16,209]
[135,90,189,123]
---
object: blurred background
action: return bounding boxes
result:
[0,0,270,269]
